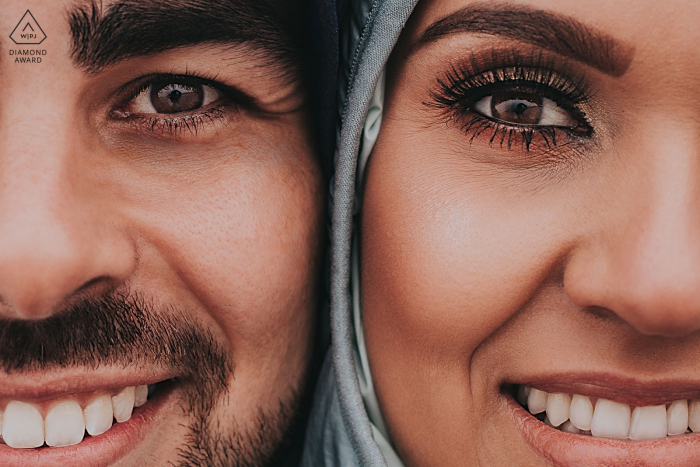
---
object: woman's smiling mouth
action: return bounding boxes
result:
[513,384,698,439]
[504,377,700,466]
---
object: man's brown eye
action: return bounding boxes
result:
[124,79,224,117]
[473,91,577,128]
[151,83,203,114]
[491,92,543,125]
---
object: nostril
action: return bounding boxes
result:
[584,306,621,323]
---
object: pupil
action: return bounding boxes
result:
[169,90,182,103]
[512,102,528,115]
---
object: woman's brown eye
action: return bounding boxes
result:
[125,80,223,116]
[150,83,203,114]
[473,91,577,128]
[491,92,543,124]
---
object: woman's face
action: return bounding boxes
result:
[361,0,700,465]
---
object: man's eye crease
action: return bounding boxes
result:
[0,0,327,465]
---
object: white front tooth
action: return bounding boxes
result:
[667,400,689,436]
[546,393,571,427]
[3,401,44,448]
[590,399,631,439]
[560,420,582,434]
[569,395,594,431]
[629,405,667,440]
[134,385,148,408]
[688,400,700,432]
[84,394,113,436]
[112,387,135,423]
[45,400,85,447]
[527,389,549,415]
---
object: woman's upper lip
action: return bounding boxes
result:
[516,372,700,407]
[0,367,174,401]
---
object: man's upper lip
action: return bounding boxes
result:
[517,372,700,407]
[0,367,173,402]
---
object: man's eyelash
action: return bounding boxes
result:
[426,50,594,151]
[127,106,227,136]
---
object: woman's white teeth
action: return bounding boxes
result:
[667,399,689,435]
[518,385,700,440]
[527,388,548,414]
[688,399,700,432]
[546,393,571,427]
[0,384,152,449]
[629,405,667,440]
[591,399,631,439]
[569,394,594,431]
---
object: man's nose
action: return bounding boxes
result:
[564,130,700,337]
[0,119,135,319]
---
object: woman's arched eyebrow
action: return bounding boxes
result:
[68,0,303,78]
[416,2,635,77]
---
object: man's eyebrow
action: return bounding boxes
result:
[68,0,302,75]
[417,3,634,77]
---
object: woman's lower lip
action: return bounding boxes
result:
[0,383,176,467]
[504,395,700,466]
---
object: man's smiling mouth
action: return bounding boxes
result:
[513,384,698,440]
[0,382,166,449]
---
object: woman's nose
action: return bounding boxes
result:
[564,129,700,337]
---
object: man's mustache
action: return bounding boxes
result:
[0,290,232,403]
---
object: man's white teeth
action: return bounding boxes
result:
[0,384,153,449]
[518,385,700,440]
[134,385,148,408]
[112,387,135,423]
[3,401,44,448]
[84,394,113,436]
[45,400,85,447]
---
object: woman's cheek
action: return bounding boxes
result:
[361,135,579,355]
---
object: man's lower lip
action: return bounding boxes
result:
[504,395,700,466]
[0,382,175,467]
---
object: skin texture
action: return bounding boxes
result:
[0,0,323,465]
[361,0,700,465]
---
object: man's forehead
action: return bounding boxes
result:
[67,0,304,74]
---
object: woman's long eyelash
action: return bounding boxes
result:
[428,51,594,151]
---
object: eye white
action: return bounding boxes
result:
[129,84,222,114]
[473,95,577,127]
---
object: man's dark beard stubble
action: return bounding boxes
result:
[0,290,305,467]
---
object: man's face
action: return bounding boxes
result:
[0,1,323,465]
